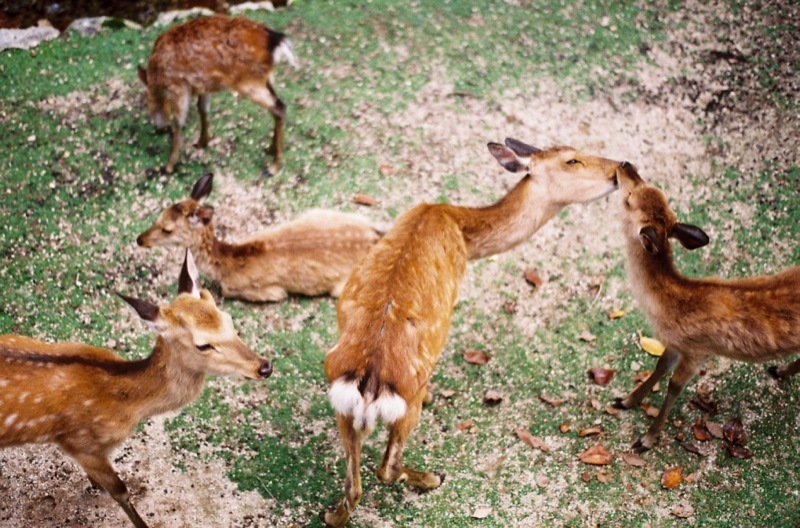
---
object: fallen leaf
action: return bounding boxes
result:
[588,367,615,385]
[579,445,613,465]
[458,420,474,431]
[642,403,660,418]
[671,499,694,518]
[675,431,685,442]
[723,418,747,445]
[503,301,517,314]
[440,389,457,399]
[680,442,703,456]
[581,471,592,483]
[634,371,653,384]
[690,393,718,415]
[596,471,611,483]
[463,350,490,365]
[559,422,571,433]
[605,405,621,418]
[589,399,602,411]
[693,421,711,442]
[622,453,646,467]
[540,394,565,407]
[661,467,683,489]
[515,429,550,452]
[483,389,503,406]
[536,474,550,488]
[639,332,666,357]
[471,507,492,519]
[608,309,626,319]
[706,421,724,439]
[579,332,597,342]
[353,193,377,206]
[725,443,754,459]
[524,269,543,288]
[378,164,394,176]
[579,426,603,437]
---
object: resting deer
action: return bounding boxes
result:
[138,14,297,175]
[322,138,622,526]
[137,173,382,302]
[611,162,800,452]
[0,250,272,527]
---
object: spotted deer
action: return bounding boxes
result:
[322,138,622,526]
[612,162,800,452]
[138,14,297,175]
[0,250,272,528]
[137,173,382,301]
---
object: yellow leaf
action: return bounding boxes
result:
[608,309,626,319]
[639,332,665,357]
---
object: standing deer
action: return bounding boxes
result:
[138,14,297,175]
[0,250,272,527]
[611,162,800,452]
[137,173,382,301]
[322,138,622,526]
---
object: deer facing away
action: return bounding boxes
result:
[137,173,382,302]
[138,14,297,175]
[612,162,800,452]
[0,250,272,527]
[322,138,622,527]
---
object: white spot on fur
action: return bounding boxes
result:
[4,414,18,427]
[328,378,407,433]
[274,39,298,67]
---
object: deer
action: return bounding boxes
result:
[137,173,382,302]
[611,162,800,453]
[322,138,622,527]
[0,250,272,528]
[137,14,297,176]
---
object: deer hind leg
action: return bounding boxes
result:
[324,414,364,528]
[377,399,442,490]
[768,355,800,380]
[614,347,680,409]
[62,446,149,528]
[632,353,704,453]
[166,91,192,173]
[237,78,286,176]
[196,94,210,148]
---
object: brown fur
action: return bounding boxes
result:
[322,139,621,526]
[138,15,295,175]
[0,252,271,528]
[613,163,800,453]
[137,174,382,302]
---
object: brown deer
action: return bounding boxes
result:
[137,14,297,175]
[137,173,382,301]
[322,138,622,527]
[0,250,272,527]
[611,162,800,452]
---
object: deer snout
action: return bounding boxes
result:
[136,233,153,247]
[258,359,273,379]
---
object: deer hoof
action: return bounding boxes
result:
[767,365,781,380]
[611,397,629,410]
[631,438,651,454]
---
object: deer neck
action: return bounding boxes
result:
[625,235,683,320]
[449,175,562,260]
[188,224,229,283]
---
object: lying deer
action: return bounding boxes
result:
[137,173,382,302]
[612,162,800,452]
[0,250,272,528]
[322,138,622,526]
[138,14,297,175]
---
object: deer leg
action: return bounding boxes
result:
[613,347,680,409]
[323,414,364,528]
[377,399,442,490]
[632,354,704,453]
[236,80,286,176]
[196,94,210,148]
[768,356,800,380]
[166,92,191,173]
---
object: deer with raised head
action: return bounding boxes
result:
[138,14,297,175]
[137,173,382,302]
[0,250,272,528]
[611,162,800,453]
[322,138,622,526]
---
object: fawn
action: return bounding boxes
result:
[612,162,800,452]
[322,138,622,526]
[0,250,272,527]
[138,15,297,175]
[137,173,382,301]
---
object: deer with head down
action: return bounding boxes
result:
[0,250,272,527]
[611,162,800,453]
[138,14,296,175]
[322,138,622,527]
[137,173,382,302]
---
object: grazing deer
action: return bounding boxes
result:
[0,250,272,528]
[138,14,297,175]
[611,162,800,452]
[322,138,622,527]
[137,173,382,302]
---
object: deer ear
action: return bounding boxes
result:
[190,173,213,201]
[504,137,542,157]
[117,293,164,330]
[488,142,528,173]
[188,206,214,228]
[137,65,148,86]
[639,226,660,255]
[670,223,709,250]
[178,249,202,298]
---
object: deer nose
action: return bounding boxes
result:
[620,161,630,168]
[258,360,273,379]
[136,234,145,246]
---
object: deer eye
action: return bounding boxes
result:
[566,159,580,165]
[162,227,173,234]
[196,344,214,352]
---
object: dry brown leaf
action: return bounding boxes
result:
[723,418,747,445]
[706,421,724,439]
[622,453,646,467]
[605,405,621,418]
[440,389,457,399]
[524,269,543,288]
[725,443,753,459]
[588,367,615,385]
[483,389,503,406]
[559,422,571,433]
[671,500,694,518]
[589,399,602,411]
[581,471,592,483]
[579,332,597,342]
[536,474,550,488]
[690,393,718,415]
[503,301,517,314]
[458,420,474,431]
[579,426,603,437]
[639,333,666,357]
[579,445,613,465]
[515,429,550,452]
[608,309,626,319]
[540,394,565,407]
[378,164,394,176]
[680,442,703,456]
[693,421,711,442]
[463,350,490,365]
[661,467,683,489]
[471,507,492,519]
[596,471,611,484]
[353,193,377,206]
[634,371,653,384]
[642,403,660,418]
